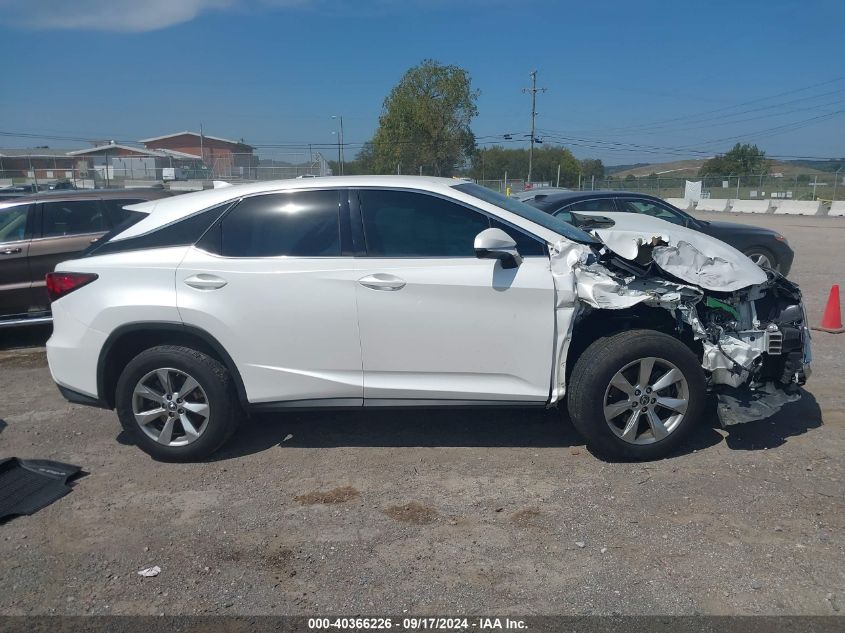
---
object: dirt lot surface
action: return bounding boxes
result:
[0,212,843,616]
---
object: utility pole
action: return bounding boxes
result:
[199,122,206,178]
[332,115,344,175]
[522,70,546,186]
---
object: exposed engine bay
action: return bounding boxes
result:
[551,212,812,426]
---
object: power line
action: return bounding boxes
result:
[562,74,845,137]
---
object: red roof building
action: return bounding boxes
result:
[140,132,256,178]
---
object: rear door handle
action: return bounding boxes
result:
[184,274,228,290]
[358,273,406,291]
[1,247,22,255]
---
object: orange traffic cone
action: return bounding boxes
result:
[813,284,845,333]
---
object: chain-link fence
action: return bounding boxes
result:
[0,151,333,191]
[2,152,843,202]
[476,173,845,201]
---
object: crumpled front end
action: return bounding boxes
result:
[551,223,812,427]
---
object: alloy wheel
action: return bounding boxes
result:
[602,356,689,445]
[747,252,773,268]
[132,368,210,447]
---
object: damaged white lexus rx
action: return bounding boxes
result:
[45,176,812,461]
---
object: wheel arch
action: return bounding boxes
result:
[565,305,702,385]
[97,322,248,409]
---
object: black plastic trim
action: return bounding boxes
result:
[348,190,366,255]
[338,189,355,256]
[22,203,39,240]
[56,384,110,409]
[250,397,363,413]
[250,398,548,412]
[96,322,249,409]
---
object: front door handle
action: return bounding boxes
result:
[358,273,406,291]
[184,274,228,290]
[1,247,22,255]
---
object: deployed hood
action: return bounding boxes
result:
[583,212,767,292]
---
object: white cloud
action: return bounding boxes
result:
[0,0,306,32]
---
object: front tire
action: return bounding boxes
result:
[743,246,778,270]
[567,330,706,461]
[115,345,242,461]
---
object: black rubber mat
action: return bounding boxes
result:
[0,458,82,521]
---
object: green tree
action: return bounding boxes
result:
[699,143,769,177]
[469,145,581,185]
[329,142,376,175]
[369,60,479,176]
[580,158,605,180]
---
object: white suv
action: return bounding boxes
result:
[46,176,811,461]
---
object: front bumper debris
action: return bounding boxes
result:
[715,382,802,427]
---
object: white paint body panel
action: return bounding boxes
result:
[354,256,556,401]
[175,248,363,404]
[46,247,187,397]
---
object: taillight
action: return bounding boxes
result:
[45,272,98,302]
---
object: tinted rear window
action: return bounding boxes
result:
[42,200,107,237]
[220,190,341,257]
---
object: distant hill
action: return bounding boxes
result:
[784,159,844,173]
[607,158,838,179]
[605,162,650,175]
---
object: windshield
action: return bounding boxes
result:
[453,183,600,245]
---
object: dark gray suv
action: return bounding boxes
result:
[0,189,172,327]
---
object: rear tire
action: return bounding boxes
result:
[566,330,706,461]
[115,345,242,461]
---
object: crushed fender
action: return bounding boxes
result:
[548,214,812,425]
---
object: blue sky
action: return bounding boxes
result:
[0,0,843,165]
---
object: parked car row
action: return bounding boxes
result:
[0,188,172,326]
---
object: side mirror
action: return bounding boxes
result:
[474,228,523,269]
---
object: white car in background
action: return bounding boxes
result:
[45,176,811,462]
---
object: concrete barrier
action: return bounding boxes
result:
[773,200,821,215]
[695,198,730,212]
[664,197,692,211]
[168,181,205,192]
[730,199,771,214]
[828,201,845,217]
